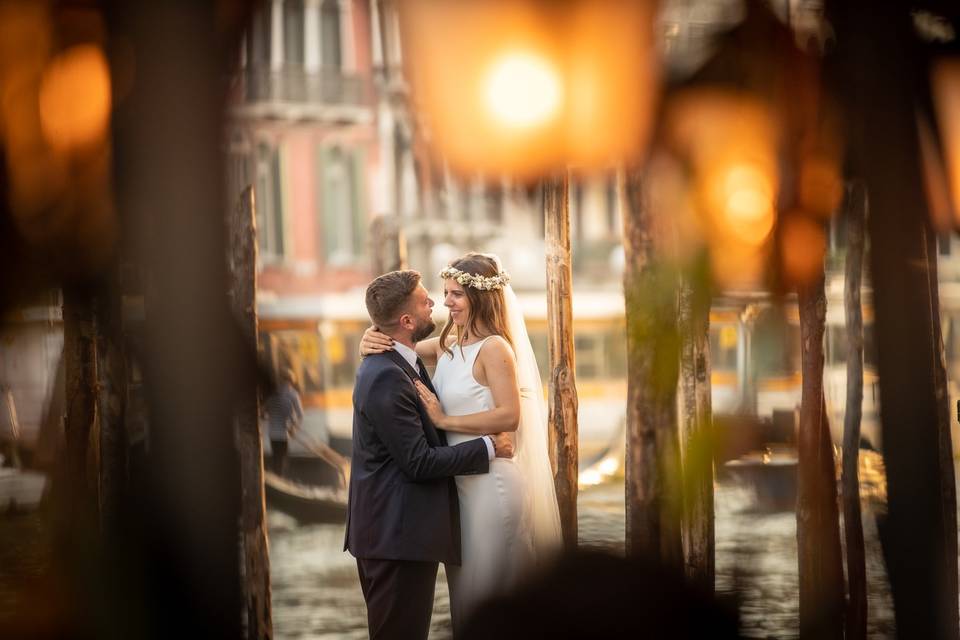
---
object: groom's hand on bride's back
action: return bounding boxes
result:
[492,432,514,459]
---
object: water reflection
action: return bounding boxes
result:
[268,480,897,639]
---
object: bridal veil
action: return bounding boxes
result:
[487,254,563,560]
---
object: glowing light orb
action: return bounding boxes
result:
[39,44,111,151]
[720,164,775,246]
[483,52,562,129]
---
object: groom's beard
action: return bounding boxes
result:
[411,318,436,344]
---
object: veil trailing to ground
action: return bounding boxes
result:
[487,254,563,560]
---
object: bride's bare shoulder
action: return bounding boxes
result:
[479,334,516,361]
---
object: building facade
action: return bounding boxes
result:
[227,0,379,298]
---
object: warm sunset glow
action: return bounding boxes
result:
[39,44,111,151]
[781,214,827,286]
[484,52,562,129]
[711,241,768,291]
[401,0,658,178]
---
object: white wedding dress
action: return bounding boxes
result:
[432,336,535,631]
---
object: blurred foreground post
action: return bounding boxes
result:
[620,166,683,567]
[544,173,578,549]
[841,182,867,640]
[227,187,273,638]
[678,271,714,590]
[830,2,959,637]
[108,2,249,636]
[796,271,845,640]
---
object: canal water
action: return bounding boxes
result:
[268,478,897,639]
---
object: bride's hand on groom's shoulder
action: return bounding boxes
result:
[359,325,394,357]
[414,380,446,427]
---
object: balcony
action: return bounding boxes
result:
[232,66,375,123]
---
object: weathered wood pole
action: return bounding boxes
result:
[796,268,845,640]
[228,187,273,639]
[2,387,22,468]
[924,222,959,640]
[841,182,867,640]
[543,173,579,549]
[619,166,683,567]
[678,271,714,590]
[62,286,100,520]
[829,1,959,637]
[95,276,129,535]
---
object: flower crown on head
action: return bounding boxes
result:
[439,265,511,291]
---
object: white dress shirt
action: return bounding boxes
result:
[394,341,495,461]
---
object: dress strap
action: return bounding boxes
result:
[465,335,496,368]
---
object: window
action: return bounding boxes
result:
[606,176,619,236]
[605,325,628,378]
[321,0,342,69]
[248,8,272,67]
[264,330,324,394]
[575,334,603,380]
[710,325,739,371]
[484,182,504,223]
[319,145,366,266]
[940,234,952,256]
[256,142,286,260]
[329,330,361,387]
[753,313,800,377]
[529,331,550,381]
[284,0,305,67]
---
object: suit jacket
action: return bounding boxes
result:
[344,349,489,564]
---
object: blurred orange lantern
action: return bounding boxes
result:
[400,0,658,178]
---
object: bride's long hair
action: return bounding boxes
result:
[439,253,514,355]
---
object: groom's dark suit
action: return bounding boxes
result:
[345,349,489,639]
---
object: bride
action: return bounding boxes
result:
[360,252,562,631]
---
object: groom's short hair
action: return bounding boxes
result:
[365,270,421,328]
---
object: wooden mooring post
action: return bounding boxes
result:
[227,186,273,639]
[543,173,579,550]
[796,270,845,640]
[678,271,714,590]
[619,166,683,567]
[841,182,867,640]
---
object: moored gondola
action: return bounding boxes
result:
[264,471,347,523]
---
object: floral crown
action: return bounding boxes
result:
[439,265,511,291]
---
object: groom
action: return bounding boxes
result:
[344,270,512,640]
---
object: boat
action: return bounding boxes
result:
[723,446,798,512]
[0,466,47,514]
[263,470,347,523]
